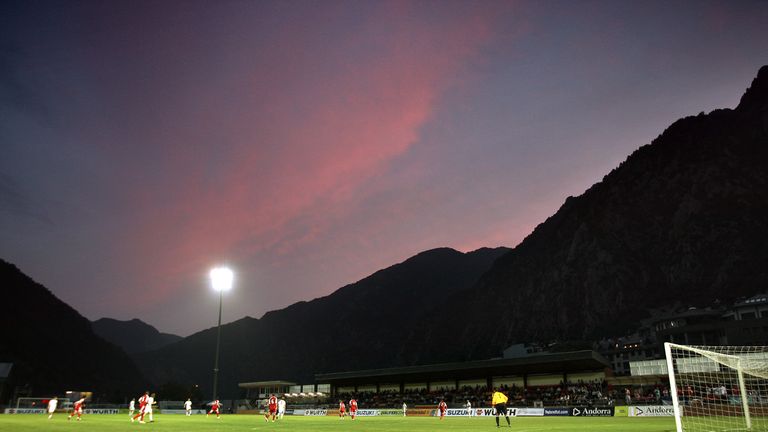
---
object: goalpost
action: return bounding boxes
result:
[665,343,768,432]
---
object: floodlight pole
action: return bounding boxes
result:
[209,267,233,403]
[212,287,223,402]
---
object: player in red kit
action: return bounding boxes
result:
[438,399,448,420]
[349,398,358,420]
[68,397,85,421]
[338,400,346,419]
[132,392,149,423]
[264,394,277,422]
[207,399,222,419]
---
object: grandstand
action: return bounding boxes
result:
[317,350,609,392]
[241,350,629,408]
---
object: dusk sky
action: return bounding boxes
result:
[1,0,766,336]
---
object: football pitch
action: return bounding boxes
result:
[0,414,678,431]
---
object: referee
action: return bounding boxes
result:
[491,388,511,428]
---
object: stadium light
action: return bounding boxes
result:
[210,267,234,292]
[209,266,234,402]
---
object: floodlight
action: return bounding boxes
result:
[209,266,234,401]
[209,267,234,291]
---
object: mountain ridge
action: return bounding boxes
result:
[4,66,767,402]
[135,247,510,397]
[421,65,768,361]
[0,259,145,402]
[91,317,182,354]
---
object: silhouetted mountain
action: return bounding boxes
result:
[420,65,768,361]
[92,318,182,354]
[13,66,767,402]
[0,260,145,402]
[135,247,509,398]
[138,66,768,398]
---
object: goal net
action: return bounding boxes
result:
[665,343,768,432]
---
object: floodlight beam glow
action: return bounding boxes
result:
[209,267,234,291]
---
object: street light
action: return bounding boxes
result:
[209,266,234,402]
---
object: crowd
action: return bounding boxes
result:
[328,380,672,408]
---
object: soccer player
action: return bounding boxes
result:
[68,397,85,421]
[128,398,135,418]
[47,397,58,420]
[466,400,473,417]
[184,398,192,416]
[277,398,286,420]
[132,391,149,423]
[491,388,511,428]
[264,394,277,422]
[207,399,222,419]
[437,399,447,420]
[349,398,358,420]
[402,402,407,417]
[338,400,346,419]
[144,393,156,423]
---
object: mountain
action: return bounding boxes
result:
[92,318,182,354]
[135,247,509,398]
[422,65,768,361]
[139,66,768,398]
[10,66,766,402]
[0,260,145,402]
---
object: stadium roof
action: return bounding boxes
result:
[316,350,609,385]
[238,380,297,389]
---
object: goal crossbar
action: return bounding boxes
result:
[665,343,768,432]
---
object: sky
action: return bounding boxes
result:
[1,0,767,337]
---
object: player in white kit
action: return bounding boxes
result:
[144,393,156,423]
[184,398,192,416]
[277,398,286,420]
[47,397,58,419]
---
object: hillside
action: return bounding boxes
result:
[422,65,768,361]
[135,247,509,398]
[7,66,767,402]
[0,260,145,402]
[92,318,182,354]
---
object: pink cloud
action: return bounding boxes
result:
[115,3,502,306]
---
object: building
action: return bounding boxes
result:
[603,293,768,377]
[315,350,610,396]
[238,381,331,400]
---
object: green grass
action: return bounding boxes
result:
[0,414,678,432]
